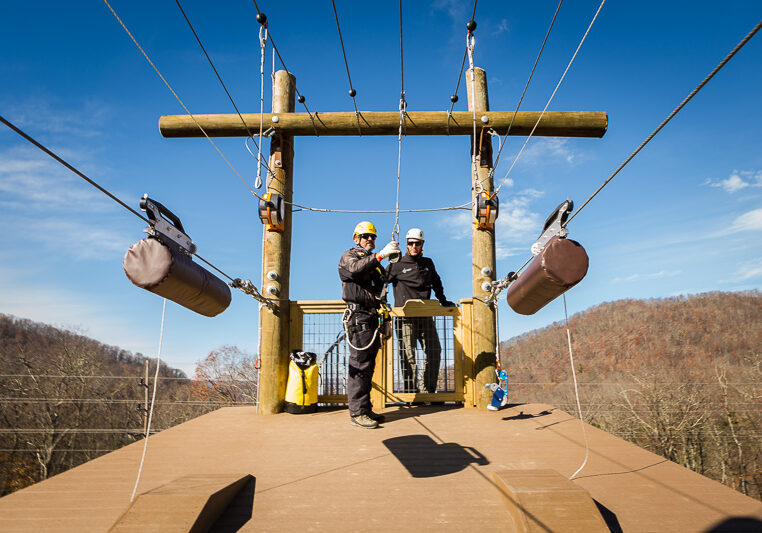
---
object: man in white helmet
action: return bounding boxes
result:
[386,228,456,394]
[338,221,400,428]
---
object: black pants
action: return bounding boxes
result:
[347,310,380,417]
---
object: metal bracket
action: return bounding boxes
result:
[140,194,196,254]
[531,199,573,256]
[478,126,493,168]
[271,131,283,168]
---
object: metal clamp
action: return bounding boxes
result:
[531,199,573,256]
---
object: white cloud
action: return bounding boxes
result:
[20,217,135,261]
[7,98,111,139]
[443,188,545,258]
[714,207,762,236]
[0,146,111,212]
[719,261,762,284]
[431,0,467,22]
[516,138,577,166]
[612,270,682,283]
[493,18,510,35]
[707,170,762,193]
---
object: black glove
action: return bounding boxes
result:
[440,300,457,307]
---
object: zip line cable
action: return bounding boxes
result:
[130,297,166,503]
[0,115,148,225]
[485,17,761,305]
[447,0,478,116]
[103,0,262,201]
[564,18,762,228]
[174,0,272,179]
[0,114,272,306]
[331,0,364,136]
[491,0,564,174]
[289,202,473,214]
[251,0,316,125]
[393,0,407,242]
[492,0,605,198]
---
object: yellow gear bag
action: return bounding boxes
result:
[284,351,318,414]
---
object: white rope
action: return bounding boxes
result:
[255,24,269,189]
[563,294,589,480]
[466,32,481,193]
[342,309,380,351]
[130,298,167,502]
[393,96,405,242]
[493,0,606,197]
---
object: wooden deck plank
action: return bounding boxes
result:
[1,404,760,532]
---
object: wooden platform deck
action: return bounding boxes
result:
[1,404,761,532]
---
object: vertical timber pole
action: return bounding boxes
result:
[466,67,497,409]
[258,70,295,414]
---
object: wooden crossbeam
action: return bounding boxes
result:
[159,111,607,138]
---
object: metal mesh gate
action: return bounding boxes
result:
[301,312,348,397]
[292,299,464,406]
[392,315,456,394]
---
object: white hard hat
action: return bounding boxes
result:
[405,228,424,241]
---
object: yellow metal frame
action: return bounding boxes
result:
[289,299,476,409]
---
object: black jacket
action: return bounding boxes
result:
[385,253,446,307]
[338,247,386,309]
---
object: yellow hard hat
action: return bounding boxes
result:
[353,221,377,237]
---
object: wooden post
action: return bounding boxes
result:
[467,67,497,410]
[258,70,295,414]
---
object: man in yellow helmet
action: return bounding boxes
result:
[338,221,400,428]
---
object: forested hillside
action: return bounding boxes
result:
[501,290,761,500]
[0,315,224,495]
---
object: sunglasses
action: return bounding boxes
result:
[407,241,423,247]
[359,233,376,240]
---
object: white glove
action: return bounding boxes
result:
[376,240,401,260]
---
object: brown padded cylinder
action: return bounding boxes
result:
[123,238,231,317]
[506,236,589,315]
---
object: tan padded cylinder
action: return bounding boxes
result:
[506,236,588,315]
[123,238,231,317]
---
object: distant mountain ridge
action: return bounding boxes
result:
[501,290,761,383]
[500,290,761,501]
[0,314,186,379]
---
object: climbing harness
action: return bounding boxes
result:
[341,302,392,352]
[123,195,232,317]
[341,307,380,351]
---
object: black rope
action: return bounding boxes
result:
[564,18,762,227]
[492,0,563,169]
[399,0,405,101]
[0,115,148,224]
[251,0,313,116]
[0,114,238,283]
[175,0,270,174]
[331,0,362,133]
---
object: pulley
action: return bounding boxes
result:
[504,199,587,316]
[124,195,231,317]
[258,192,285,231]
[474,191,499,230]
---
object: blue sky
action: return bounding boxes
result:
[1,1,760,377]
